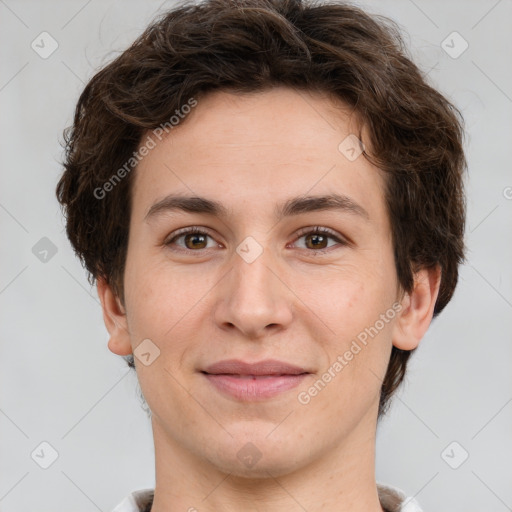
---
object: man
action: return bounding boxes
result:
[56,0,466,510]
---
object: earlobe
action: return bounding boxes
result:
[392,266,441,351]
[97,277,133,356]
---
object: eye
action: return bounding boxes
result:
[291,226,347,253]
[164,226,347,254]
[165,227,220,251]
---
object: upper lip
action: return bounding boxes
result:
[202,359,310,376]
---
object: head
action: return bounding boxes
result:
[56,0,465,474]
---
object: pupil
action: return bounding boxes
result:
[186,234,206,249]
[308,234,326,249]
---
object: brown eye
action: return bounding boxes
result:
[165,228,218,251]
[304,233,329,250]
[183,233,208,249]
[292,227,346,253]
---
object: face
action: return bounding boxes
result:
[106,87,408,477]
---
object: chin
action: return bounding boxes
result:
[205,430,310,479]
[214,452,305,480]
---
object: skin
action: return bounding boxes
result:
[98,86,440,512]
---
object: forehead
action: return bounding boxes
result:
[130,87,386,223]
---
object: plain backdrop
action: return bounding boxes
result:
[1,1,511,511]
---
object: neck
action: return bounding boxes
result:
[149,410,384,512]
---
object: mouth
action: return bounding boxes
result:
[201,359,311,401]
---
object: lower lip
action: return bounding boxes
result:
[203,373,308,401]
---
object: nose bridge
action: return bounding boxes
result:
[234,246,274,298]
[232,240,279,306]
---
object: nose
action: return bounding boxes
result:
[213,245,293,339]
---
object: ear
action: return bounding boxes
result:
[97,277,133,356]
[392,266,442,351]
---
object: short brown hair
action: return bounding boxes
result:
[56,0,466,418]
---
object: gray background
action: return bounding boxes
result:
[0,0,511,510]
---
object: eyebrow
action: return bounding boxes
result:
[144,193,369,222]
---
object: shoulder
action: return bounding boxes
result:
[111,488,154,512]
[377,482,424,512]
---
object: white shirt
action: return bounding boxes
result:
[111,482,423,512]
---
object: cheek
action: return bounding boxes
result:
[123,255,204,337]
[294,262,397,383]
[294,259,395,330]
[309,304,395,421]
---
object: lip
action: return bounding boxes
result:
[203,373,308,401]
[201,359,311,401]
[203,359,309,376]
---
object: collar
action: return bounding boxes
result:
[112,482,423,512]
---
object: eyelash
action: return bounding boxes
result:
[164,226,347,255]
